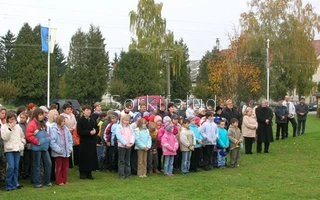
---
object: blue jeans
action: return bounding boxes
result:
[217,149,226,167]
[163,155,174,175]
[181,151,191,173]
[5,152,20,190]
[96,146,104,170]
[32,151,52,186]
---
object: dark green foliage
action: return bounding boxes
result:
[111,50,163,99]
[65,25,109,105]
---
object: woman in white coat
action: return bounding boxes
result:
[241,108,258,154]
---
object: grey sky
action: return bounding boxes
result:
[1,0,320,60]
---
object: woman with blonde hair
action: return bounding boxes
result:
[46,110,59,128]
[241,107,258,154]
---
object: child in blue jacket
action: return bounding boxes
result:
[134,118,151,178]
[217,120,229,168]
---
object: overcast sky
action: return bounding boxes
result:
[1,0,320,60]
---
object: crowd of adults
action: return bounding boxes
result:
[0,95,310,191]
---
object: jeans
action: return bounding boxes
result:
[217,149,226,167]
[5,152,20,190]
[181,151,191,173]
[32,150,52,186]
[163,155,174,175]
[118,147,131,179]
[96,146,104,170]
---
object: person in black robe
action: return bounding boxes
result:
[255,100,274,153]
[77,105,98,179]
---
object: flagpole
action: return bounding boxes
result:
[47,19,51,108]
[267,39,270,103]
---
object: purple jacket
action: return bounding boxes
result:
[161,131,179,156]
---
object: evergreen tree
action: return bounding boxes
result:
[111,50,162,99]
[54,44,67,79]
[10,23,59,105]
[0,30,16,80]
[65,25,109,105]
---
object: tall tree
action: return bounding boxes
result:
[111,50,162,99]
[240,0,320,99]
[54,44,67,79]
[0,30,16,80]
[170,39,192,99]
[129,0,174,51]
[65,25,109,105]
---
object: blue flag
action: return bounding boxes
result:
[41,26,49,52]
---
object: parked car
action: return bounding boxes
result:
[133,95,166,112]
[308,103,317,111]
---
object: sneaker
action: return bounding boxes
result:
[138,175,144,178]
[58,183,64,186]
[142,174,147,178]
[154,170,161,174]
[34,184,43,188]
[46,183,53,187]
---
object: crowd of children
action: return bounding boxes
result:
[0,101,248,191]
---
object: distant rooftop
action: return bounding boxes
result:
[312,40,320,57]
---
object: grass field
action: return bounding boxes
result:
[1,115,320,200]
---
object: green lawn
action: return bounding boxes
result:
[1,115,320,200]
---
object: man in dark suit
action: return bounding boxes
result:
[296,98,309,135]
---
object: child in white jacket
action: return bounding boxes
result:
[1,112,25,191]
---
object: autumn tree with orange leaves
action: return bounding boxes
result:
[207,36,261,104]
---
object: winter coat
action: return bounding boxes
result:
[161,131,179,156]
[179,127,196,152]
[255,106,274,143]
[217,127,229,149]
[77,116,98,171]
[241,115,258,138]
[200,119,218,146]
[134,128,151,150]
[296,103,309,121]
[116,124,135,148]
[49,123,73,158]
[228,125,243,150]
[274,105,288,124]
[221,108,242,129]
[1,123,25,153]
[157,126,165,148]
[26,119,50,151]
[189,124,203,148]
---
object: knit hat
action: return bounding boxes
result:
[133,112,142,122]
[154,115,162,123]
[194,117,200,126]
[163,116,171,124]
[109,112,118,118]
[149,115,155,122]
[187,116,195,122]
[164,122,174,131]
[143,116,149,121]
[143,111,150,117]
[39,106,49,113]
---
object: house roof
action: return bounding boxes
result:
[312,40,320,57]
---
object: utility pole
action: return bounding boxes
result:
[166,49,171,103]
[267,39,270,103]
[47,19,51,108]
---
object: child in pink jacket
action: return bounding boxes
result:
[161,122,179,176]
